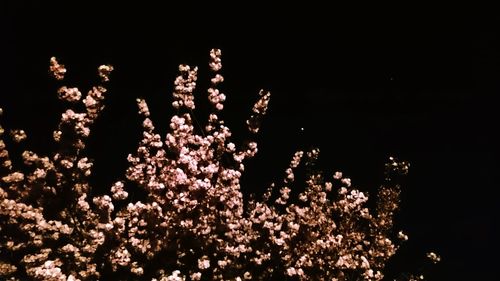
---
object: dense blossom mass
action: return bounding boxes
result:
[0,50,425,280]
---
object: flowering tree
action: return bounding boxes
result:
[0,49,428,281]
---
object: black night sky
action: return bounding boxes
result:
[1,2,499,280]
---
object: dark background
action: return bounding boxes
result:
[1,2,498,280]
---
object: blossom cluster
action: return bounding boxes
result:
[1,50,419,280]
